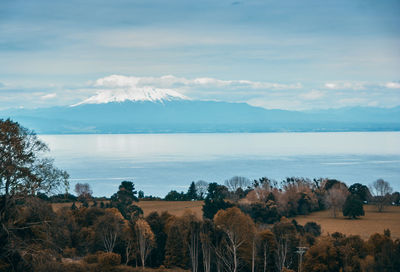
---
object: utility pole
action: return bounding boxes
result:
[296,246,307,272]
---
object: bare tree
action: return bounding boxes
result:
[74,182,93,200]
[200,220,213,272]
[276,234,290,272]
[324,183,349,218]
[195,180,209,199]
[225,176,250,192]
[370,179,393,212]
[135,218,155,270]
[251,235,256,272]
[188,224,200,272]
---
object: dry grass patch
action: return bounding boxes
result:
[52,200,204,218]
[295,205,400,239]
[137,201,203,218]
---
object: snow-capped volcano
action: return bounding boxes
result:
[73,87,188,106]
[72,75,189,106]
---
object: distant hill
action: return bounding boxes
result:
[1,100,400,134]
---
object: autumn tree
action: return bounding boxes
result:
[369,179,393,212]
[179,211,201,272]
[200,219,214,272]
[324,183,349,218]
[367,232,400,271]
[338,235,369,271]
[121,223,135,265]
[303,237,340,272]
[277,178,319,217]
[272,219,299,271]
[135,218,155,270]
[94,209,125,252]
[258,229,277,272]
[0,119,69,220]
[0,119,69,269]
[214,207,256,272]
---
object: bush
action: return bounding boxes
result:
[34,262,91,272]
[304,221,321,237]
[62,247,77,258]
[83,253,98,264]
[97,252,121,267]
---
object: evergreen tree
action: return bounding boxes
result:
[202,183,232,219]
[71,202,77,210]
[164,224,188,268]
[349,183,370,202]
[138,190,145,199]
[343,195,365,219]
[146,212,168,267]
[187,181,198,200]
[110,181,143,221]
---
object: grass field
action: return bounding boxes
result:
[52,200,204,218]
[295,205,400,239]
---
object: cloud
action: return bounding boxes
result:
[299,90,325,100]
[384,82,400,89]
[324,81,366,90]
[94,74,302,91]
[78,75,301,106]
[41,93,57,99]
[2,75,400,111]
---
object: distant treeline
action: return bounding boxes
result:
[46,176,400,225]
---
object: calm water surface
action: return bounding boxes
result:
[39,132,400,197]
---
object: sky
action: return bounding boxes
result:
[0,0,399,110]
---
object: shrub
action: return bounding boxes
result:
[83,252,100,264]
[304,222,321,237]
[98,252,121,267]
[63,247,77,258]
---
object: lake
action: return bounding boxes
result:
[39,132,400,197]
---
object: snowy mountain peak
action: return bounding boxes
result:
[72,74,189,106]
[72,87,189,106]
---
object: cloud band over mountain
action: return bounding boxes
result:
[0,75,399,111]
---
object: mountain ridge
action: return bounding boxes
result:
[1,100,400,134]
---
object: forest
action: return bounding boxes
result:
[1,119,400,272]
